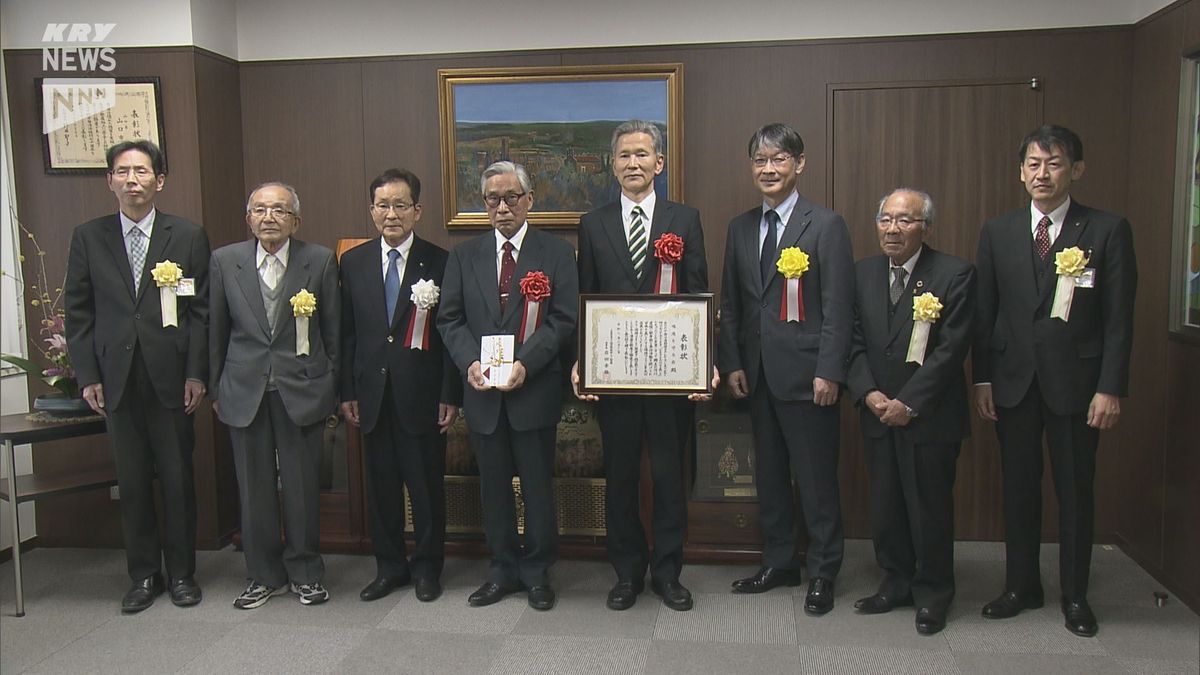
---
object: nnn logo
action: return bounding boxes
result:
[42,23,117,72]
[42,78,116,134]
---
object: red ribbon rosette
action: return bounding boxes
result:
[518,270,551,342]
[652,232,684,294]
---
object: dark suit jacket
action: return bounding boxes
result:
[847,246,975,443]
[209,238,339,428]
[717,193,855,400]
[65,210,210,410]
[972,200,1137,415]
[578,198,707,295]
[339,235,461,436]
[437,227,578,435]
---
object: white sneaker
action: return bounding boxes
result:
[233,580,286,609]
[291,581,330,605]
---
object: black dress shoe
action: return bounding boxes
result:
[414,578,442,602]
[121,573,165,614]
[359,574,412,602]
[854,592,913,614]
[915,607,947,635]
[468,581,519,607]
[981,590,1044,619]
[526,585,556,611]
[169,577,202,607]
[651,579,694,612]
[606,581,644,611]
[1062,599,1098,637]
[731,567,802,594]
[804,577,835,616]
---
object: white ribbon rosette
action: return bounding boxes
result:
[406,279,440,350]
[1051,247,1089,321]
[907,292,943,365]
[150,261,183,327]
[289,289,316,356]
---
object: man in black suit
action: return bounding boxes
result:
[573,120,716,612]
[974,125,1137,637]
[210,183,339,608]
[847,189,975,635]
[437,161,578,611]
[718,123,853,614]
[340,169,461,603]
[64,140,209,612]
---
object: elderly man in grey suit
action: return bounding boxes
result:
[209,182,339,609]
[437,161,578,611]
[718,123,854,615]
[65,140,209,613]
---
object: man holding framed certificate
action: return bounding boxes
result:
[437,161,578,611]
[573,120,716,613]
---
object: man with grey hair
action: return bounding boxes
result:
[847,188,975,635]
[209,182,339,608]
[438,161,578,611]
[718,122,853,615]
[572,120,716,612]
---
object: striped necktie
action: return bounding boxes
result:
[629,206,648,279]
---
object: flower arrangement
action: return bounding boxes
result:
[0,222,78,398]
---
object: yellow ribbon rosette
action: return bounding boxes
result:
[907,292,942,365]
[151,260,183,327]
[776,247,810,279]
[1055,247,1089,277]
[1051,247,1089,321]
[289,289,316,355]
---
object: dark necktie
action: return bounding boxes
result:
[384,248,400,324]
[760,210,779,285]
[499,241,516,313]
[890,266,907,306]
[629,205,647,279]
[1035,215,1052,261]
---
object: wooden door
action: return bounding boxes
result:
[828,79,1043,541]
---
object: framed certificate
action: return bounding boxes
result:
[578,293,713,396]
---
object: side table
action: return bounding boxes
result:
[0,413,111,617]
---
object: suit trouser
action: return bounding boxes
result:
[598,395,688,584]
[996,378,1099,602]
[105,347,196,582]
[750,384,844,580]
[471,402,558,588]
[362,382,446,580]
[228,390,324,587]
[864,430,960,611]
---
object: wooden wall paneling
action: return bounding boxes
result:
[238,61,366,255]
[1163,340,1200,607]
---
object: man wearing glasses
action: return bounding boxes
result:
[65,140,210,612]
[438,161,578,611]
[846,189,974,635]
[210,183,339,608]
[340,169,461,603]
[717,123,853,615]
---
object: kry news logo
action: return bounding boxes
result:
[41,23,118,134]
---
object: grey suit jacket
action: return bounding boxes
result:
[717,193,855,400]
[65,211,210,410]
[209,238,339,428]
[437,227,578,435]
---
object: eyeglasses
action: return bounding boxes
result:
[249,206,295,219]
[876,216,926,227]
[111,167,153,178]
[373,202,415,214]
[752,154,793,168]
[483,192,527,208]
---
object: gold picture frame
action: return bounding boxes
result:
[437,64,683,229]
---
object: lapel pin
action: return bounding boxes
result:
[915,280,923,289]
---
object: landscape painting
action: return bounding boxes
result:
[438,64,683,228]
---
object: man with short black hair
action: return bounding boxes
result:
[65,140,210,613]
[974,124,1137,637]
